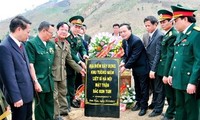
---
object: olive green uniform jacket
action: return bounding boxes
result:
[0,90,8,120]
[157,27,177,76]
[52,38,82,82]
[66,32,87,63]
[169,23,200,90]
[26,36,55,92]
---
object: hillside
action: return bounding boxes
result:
[0,0,200,40]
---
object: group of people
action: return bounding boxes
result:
[0,15,90,120]
[0,3,200,120]
[120,4,200,120]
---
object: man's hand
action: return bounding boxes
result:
[14,99,23,108]
[162,76,168,84]
[187,83,196,94]
[149,71,155,79]
[119,62,125,67]
[168,76,173,86]
[83,55,89,59]
[5,106,10,111]
[80,61,86,70]
[34,80,42,92]
[80,69,86,76]
[120,66,126,74]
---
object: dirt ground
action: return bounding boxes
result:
[65,98,167,120]
[66,105,166,120]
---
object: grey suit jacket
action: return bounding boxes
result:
[142,29,163,72]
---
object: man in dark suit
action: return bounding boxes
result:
[120,23,149,116]
[0,15,34,120]
[143,16,164,117]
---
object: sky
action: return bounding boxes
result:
[0,0,49,21]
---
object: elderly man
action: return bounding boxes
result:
[53,21,86,120]
[25,21,55,120]
[120,23,149,116]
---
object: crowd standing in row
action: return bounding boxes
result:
[0,4,200,120]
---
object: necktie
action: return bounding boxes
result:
[19,43,23,51]
[19,43,25,59]
[148,36,151,45]
[125,41,129,55]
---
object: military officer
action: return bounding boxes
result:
[168,4,200,120]
[157,9,178,120]
[53,22,86,119]
[66,15,88,108]
[25,21,55,120]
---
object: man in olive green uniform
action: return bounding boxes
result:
[25,21,55,120]
[157,10,177,120]
[168,4,200,120]
[66,16,88,108]
[53,22,86,120]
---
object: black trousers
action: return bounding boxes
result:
[133,73,149,110]
[152,74,165,113]
[11,101,32,120]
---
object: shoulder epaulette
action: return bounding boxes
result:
[193,26,200,31]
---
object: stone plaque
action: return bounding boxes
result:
[85,58,120,118]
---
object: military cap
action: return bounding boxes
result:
[171,4,197,19]
[69,15,84,26]
[157,9,173,21]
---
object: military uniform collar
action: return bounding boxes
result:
[36,36,47,48]
[183,23,193,34]
[175,23,195,44]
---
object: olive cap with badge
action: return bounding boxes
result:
[157,9,173,21]
[69,15,84,26]
[171,4,197,19]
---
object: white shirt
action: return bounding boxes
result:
[9,34,21,47]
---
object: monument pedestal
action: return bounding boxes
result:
[120,69,132,86]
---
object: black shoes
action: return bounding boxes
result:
[138,109,147,116]
[148,111,162,117]
[71,100,80,108]
[60,112,68,116]
[131,103,141,111]
[148,103,155,109]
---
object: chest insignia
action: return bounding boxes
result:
[49,47,54,54]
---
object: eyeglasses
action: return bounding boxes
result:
[46,30,54,35]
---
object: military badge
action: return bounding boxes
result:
[49,47,54,54]
[77,40,81,43]
[182,39,187,42]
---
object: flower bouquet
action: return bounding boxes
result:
[89,32,124,58]
[120,84,135,109]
